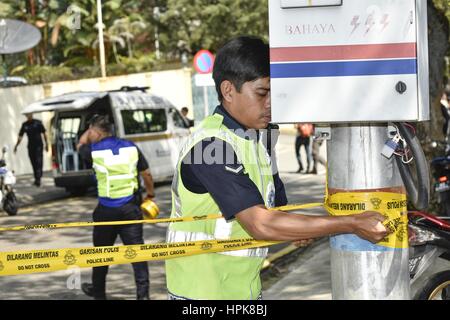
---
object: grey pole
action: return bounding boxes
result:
[327,124,410,299]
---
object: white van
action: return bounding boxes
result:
[21,86,191,194]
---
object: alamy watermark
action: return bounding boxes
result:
[67,5,81,32]
[66,266,81,290]
[182,128,280,175]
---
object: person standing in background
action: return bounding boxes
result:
[294,123,313,173]
[181,107,195,128]
[311,125,327,175]
[14,113,48,187]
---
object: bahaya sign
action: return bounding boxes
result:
[269,0,429,124]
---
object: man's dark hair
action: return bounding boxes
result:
[89,114,113,134]
[213,36,270,102]
[181,107,189,113]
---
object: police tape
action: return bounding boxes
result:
[324,191,408,249]
[0,203,324,232]
[0,238,280,277]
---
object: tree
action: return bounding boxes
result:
[160,0,268,56]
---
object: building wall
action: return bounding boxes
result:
[0,68,193,176]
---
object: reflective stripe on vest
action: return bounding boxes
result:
[92,146,139,199]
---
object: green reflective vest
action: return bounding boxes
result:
[165,113,275,300]
[91,146,139,199]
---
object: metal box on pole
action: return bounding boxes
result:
[269,0,429,124]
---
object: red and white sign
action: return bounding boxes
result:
[193,50,215,74]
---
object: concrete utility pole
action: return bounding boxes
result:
[327,124,410,299]
[96,0,107,78]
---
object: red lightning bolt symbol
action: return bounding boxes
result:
[365,13,376,35]
[380,14,390,31]
[350,15,360,35]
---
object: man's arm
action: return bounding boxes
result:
[13,136,23,154]
[235,205,387,244]
[135,146,155,199]
[76,129,91,151]
[140,169,155,199]
[42,131,48,152]
[14,124,25,154]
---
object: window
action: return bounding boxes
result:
[170,108,188,128]
[121,109,167,135]
[58,117,81,138]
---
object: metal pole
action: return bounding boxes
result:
[96,0,107,78]
[203,86,209,118]
[327,124,410,299]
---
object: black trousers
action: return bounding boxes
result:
[28,145,43,183]
[92,202,149,299]
[295,136,312,171]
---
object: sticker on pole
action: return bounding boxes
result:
[193,50,215,74]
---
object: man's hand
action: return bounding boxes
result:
[352,212,389,243]
[144,194,155,200]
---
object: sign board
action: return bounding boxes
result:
[193,50,215,74]
[269,0,429,123]
[195,73,215,87]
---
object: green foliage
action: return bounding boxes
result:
[17,65,75,84]
[160,0,268,54]
[433,0,450,24]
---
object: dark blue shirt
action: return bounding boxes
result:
[181,105,287,220]
[19,119,45,148]
[91,136,149,208]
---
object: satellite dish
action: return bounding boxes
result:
[0,19,41,54]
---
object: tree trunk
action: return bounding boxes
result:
[418,1,450,143]
[417,1,450,212]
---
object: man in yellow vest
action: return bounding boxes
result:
[77,115,156,300]
[165,36,388,300]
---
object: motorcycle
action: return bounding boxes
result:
[430,141,450,216]
[0,146,18,216]
[408,211,450,300]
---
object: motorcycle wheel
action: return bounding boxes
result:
[3,191,18,216]
[416,270,450,300]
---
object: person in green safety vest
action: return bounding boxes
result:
[76,114,156,300]
[165,36,389,300]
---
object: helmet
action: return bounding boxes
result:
[140,199,159,220]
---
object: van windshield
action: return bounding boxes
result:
[121,109,167,135]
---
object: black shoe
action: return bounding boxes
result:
[310,168,318,174]
[34,180,41,187]
[82,283,106,300]
[81,283,94,297]
[137,295,150,300]
[296,167,303,173]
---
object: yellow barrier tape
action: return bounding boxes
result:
[0,238,280,277]
[324,191,408,249]
[0,203,324,232]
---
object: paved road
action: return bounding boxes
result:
[0,133,329,300]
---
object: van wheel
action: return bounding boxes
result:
[66,188,87,196]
